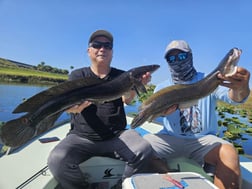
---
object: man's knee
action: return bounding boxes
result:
[210,144,241,188]
[48,150,66,177]
[141,140,153,159]
[205,144,238,165]
[220,144,238,158]
[219,144,240,169]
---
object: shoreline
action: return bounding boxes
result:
[0,75,67,85]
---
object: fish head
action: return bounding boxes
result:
[1,116,35,147]
[129,64,160,79]
[219,48,241,76]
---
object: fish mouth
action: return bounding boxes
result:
[223,48,241,77]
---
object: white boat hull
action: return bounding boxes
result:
[0,117,251,189]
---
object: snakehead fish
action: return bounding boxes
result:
[1,64,160,147]
[131,48,241,128]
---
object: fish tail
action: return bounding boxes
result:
[0,114,35,147]
[130,110,150,129]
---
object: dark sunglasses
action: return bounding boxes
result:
[89,41,113,50]
[166,52,188,63]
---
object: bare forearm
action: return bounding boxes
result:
[229,86,250,102]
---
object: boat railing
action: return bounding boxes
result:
[16,165,49,189]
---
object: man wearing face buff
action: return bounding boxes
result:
[47,30,156,189]
[144,40,250,189]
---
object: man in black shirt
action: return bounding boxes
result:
[47,30,154,189]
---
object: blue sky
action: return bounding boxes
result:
[0,0,251,86]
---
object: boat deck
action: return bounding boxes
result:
[0,117,251,189]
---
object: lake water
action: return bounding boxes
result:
[0,83,251,155]
[0,82,70,124]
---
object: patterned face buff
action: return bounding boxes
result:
[167,53,197,84]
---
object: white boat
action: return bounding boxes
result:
[0,116,251,189]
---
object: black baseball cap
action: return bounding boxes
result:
[88,30,113,44]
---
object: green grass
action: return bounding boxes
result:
[0,67,68,80]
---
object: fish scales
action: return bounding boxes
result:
[1,64,160,147]
[131,48,241,128]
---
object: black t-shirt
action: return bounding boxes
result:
[68,67,127,141]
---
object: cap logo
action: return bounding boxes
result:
[169,41,180,48]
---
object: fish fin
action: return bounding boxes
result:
[129,73,147,95]
[179,100,198,109]
[13,77,105,113]
[132,86,140,96]
[35,112,63,136]
[0,112,62,147]
[131,79,147,96]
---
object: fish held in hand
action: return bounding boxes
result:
[1,64,160,147]
[131,48,241,128]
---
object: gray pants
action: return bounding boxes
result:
[48,129,153,189]
[144,134,230,166]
